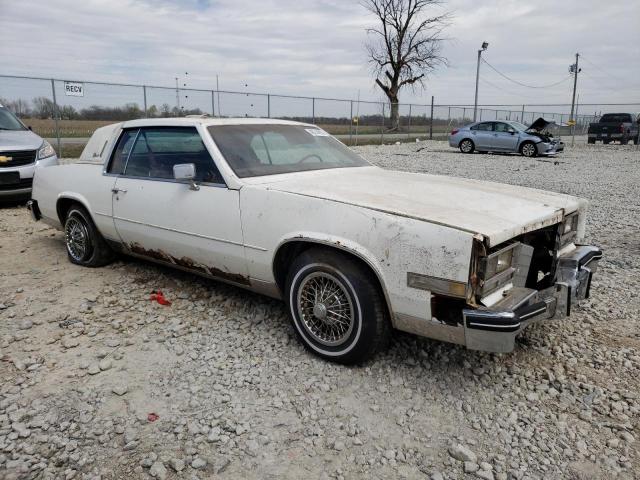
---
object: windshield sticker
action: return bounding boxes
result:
[305,128,330,137]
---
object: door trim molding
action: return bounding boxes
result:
[112,215,268,251]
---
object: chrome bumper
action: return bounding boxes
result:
[463,245,602,353]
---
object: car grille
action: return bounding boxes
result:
[0,150,37,167]
[0,177,32,191]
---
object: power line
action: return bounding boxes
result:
[479,77,568,101]
[579,55,628,84]
[481,58,572,89]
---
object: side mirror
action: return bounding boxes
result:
[173,163,199,191]
[508,129,516,135]
[28,126,33,131]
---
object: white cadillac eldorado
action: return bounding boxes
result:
[27,118,602,363]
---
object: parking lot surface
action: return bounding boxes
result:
[1,141,638,479]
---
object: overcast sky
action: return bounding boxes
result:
[1,0,638,110]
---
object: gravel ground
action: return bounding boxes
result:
[1,141,639,480]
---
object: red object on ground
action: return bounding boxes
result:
[149,290,171,306]
[147,413,159,422]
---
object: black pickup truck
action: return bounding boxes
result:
[587,113,639,144]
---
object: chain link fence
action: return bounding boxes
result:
[1,74,638,157]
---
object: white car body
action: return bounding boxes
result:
[28,118,602,360]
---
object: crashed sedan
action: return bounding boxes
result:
[28,118,601,363]
[449,118,564,157]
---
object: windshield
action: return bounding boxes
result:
[0,107,27,131]
[208,125,369,178]
[509,121,528,131]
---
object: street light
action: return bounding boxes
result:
[473,41,489,122]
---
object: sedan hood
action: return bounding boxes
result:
[526,117,554,132]
[0,129,44,151]
[255,166,585,247]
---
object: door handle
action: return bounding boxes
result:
[111,188,127,194]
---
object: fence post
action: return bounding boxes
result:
[462,107,467,122]
[521,104,525,123]
[429,96,434,140]
[211,91,215,117]
[50,79,61,157]
[447,106,451,124]
[349,100,353,145]
[480,109,483,121]
[380,103,385,144]
[267,94,271,118]
[495,109,498,120]
[312,97,315,124]
[143,85,148,118]
[407,104,412,140]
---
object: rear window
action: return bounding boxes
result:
[600,114,633,123]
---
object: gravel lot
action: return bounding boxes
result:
[1,141,639,480]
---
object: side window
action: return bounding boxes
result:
[470,122,493,131]
[107,129,138,174]
[123,127,223,184]
[494,122,511,133]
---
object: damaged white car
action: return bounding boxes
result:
[28,118,601,363]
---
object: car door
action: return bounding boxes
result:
[492,122,520,151]
[110,126,249,284]
[469,122,494,149]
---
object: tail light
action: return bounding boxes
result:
[451,129,459,136]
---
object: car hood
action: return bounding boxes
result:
[526,117,553,132]
[253,166,586,247]
[0,129,44,151]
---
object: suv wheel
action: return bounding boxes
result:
[285,248,390,364]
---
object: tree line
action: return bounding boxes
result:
[1,97,204,121]
[2,96,456,128]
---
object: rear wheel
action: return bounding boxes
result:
[603,140,610,145]
[459,139,475,154]
[520,141,537,157]
[634,135,639,145]
[620,138,628,145]
[285,248,390,364]
[587,138,595,144]
[64,206,114,267]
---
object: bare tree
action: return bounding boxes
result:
[363,0,449,130]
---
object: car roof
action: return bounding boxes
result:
[121,117,316,129]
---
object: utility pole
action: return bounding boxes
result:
[568,53,580,142]
[569,53,580,123]
[473,41,489,122]
[175,77,180,110]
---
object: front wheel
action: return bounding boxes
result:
[64,206,114,267]
[520,141,537,157]
[285,248,390,364]
[459,139,475,154]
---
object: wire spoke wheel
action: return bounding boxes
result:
[65,217,90,261]
[296,271,355,347]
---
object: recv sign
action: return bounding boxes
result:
[64,81,84,97]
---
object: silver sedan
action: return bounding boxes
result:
[448,118,564,157]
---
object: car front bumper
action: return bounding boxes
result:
[536,141,563,155]
[0,156,58,198]
[463,244,602,353]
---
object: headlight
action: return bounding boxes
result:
[485,248,514,278]
[37,140,56,160]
